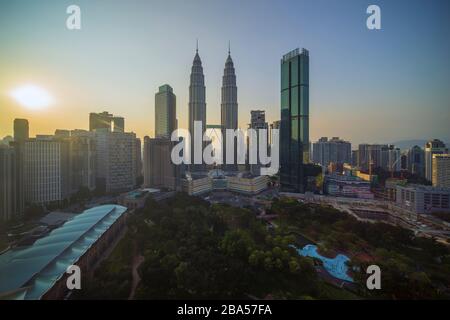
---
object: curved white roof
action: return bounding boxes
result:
[0,205,127,300]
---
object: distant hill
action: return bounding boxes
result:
[390,139,449,150]
[390,140,428,150]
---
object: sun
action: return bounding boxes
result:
[10,84,54,110]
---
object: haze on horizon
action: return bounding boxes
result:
[1,0,449,146]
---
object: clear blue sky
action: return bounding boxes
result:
[1,0,449,146]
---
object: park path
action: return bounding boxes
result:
[128,253,144,300]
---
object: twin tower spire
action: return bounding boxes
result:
[195,39,231,54]
[188,41,238,172]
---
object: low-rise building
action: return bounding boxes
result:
[395,184,450,215]
[118,189,154,209]
[209,169,228,190]
[0,205,128,300]
[384,178,408,201]
[226,173,269,195]
[325,173,374,199]
[182,171,269,196]
[355,170,377,184]
[182,173,212,196]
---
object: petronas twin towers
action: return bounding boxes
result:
[188,43,238,172]
[221,47,238,135]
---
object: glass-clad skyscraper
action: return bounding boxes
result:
[221,47,238,171]
[280,48,309,192]
[155,84,177,138]
[188,46,206,172]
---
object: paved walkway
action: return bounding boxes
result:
[128,253,144,300]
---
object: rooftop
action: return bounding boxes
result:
[282,48,309,62]
[0,205,127,300]
[121,188,160,200]
[398,184,450,192]
[158,84,173,93]
[39,212,77,226]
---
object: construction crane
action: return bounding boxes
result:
[389,153,404,178]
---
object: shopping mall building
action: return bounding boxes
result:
[0,205,128,300]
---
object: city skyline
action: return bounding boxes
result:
[1,0,450,146]
[1,1,450,303]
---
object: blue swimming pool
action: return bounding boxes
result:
[292,244,354,282]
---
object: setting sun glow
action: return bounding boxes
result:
[10,85,54,110]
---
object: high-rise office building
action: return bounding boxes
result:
[380,145,390,170]
[10,120,26,219]
[351,150,358,167]
[312,137,351,168]
[270,120,280,130]
[54,129,70,138]
[221,46,238,171]
[269,120,280,146]
[155,84,177,138]
[1,136,13,146]
[432,154,450,188]
[357,144,370,171]
[188,45,206,172]
[13,118,29,142]
[205,124,223,166]
[94,129,137,193]
[248,110,269,175]
[135,137,142,183]
[250,110,268,130]
[0,145,23,221]
[280,48,309,192]
[113,117,125,133]
[387,146,402,172]
[89,111,125,133]
[89,112,113,131]
[357,144,388,172]
[67,130,96,192]
[407,145,425,177]
[143,136,178,190]
[22,137,72,204]
[401,154,408,171]
[425,139,448,182]
[379,145,402,172]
